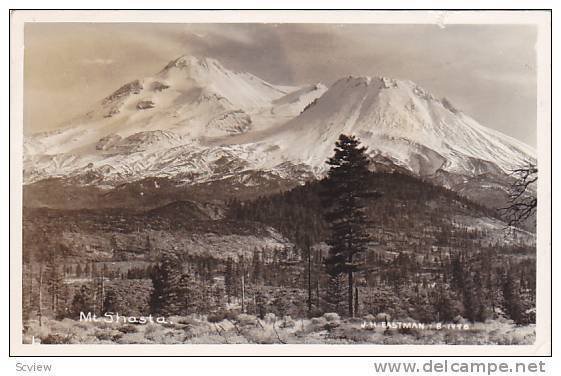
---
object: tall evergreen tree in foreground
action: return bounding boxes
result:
[321,134,375,317]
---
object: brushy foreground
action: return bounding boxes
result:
[23,313,535,345]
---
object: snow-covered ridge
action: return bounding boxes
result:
[24,56,536,189]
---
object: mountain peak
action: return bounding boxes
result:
[332,75,434,95]
[162,55,222,72]
[262,72,534,176]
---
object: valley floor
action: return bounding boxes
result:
[23,314,535,345]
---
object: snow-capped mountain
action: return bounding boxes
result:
[252,76,535,176]
[23,55,535,203]
[24,56,321,156]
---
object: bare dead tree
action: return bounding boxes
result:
[500,163,538,228]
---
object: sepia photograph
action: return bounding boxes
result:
[9,10,551,356]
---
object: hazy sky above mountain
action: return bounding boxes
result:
[24,23,537,146]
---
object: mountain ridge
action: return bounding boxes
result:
[23,54,536,211]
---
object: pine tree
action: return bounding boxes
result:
[304,239,313,315]
[145,234,157,259]
[92,274,106,315]
[354,286,359,316]
[238,255,248,312]
[501,268,524,324]
[37,265,44,326]
[434,287,455,322]
[110,235,119,260]
[70,284,93,318]
[224,257,234,303]
[255,290,267,319]
[149,251,182,315]
[173,272,201,315]
[57,282,71,319]
[210,282,225,312]
[102,263,109,278]
[273,291,291,318]
[22,263,34,321]
[45,248,64,316]
[450,254,465,291]
[461,271,479,322]
[323,272,346,315]
[321,134,374,317]
[103,288,119,314]
[251,249,263,284]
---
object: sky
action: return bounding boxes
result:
[24,23,537,146]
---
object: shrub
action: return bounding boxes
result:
[280,316,295,329]
[347,317,364,324]
[118,324,138,334]
[208,309,239,323]
[176,315,203,326]
[264,313,276,324]
[376,313,391,322]
[41,333,73,344]
[323,312,340,322]
[363,314,376,322]
[236,314,258,327]
[95,331,114,341]
[453,315,467,324]
[311,317,327,326]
